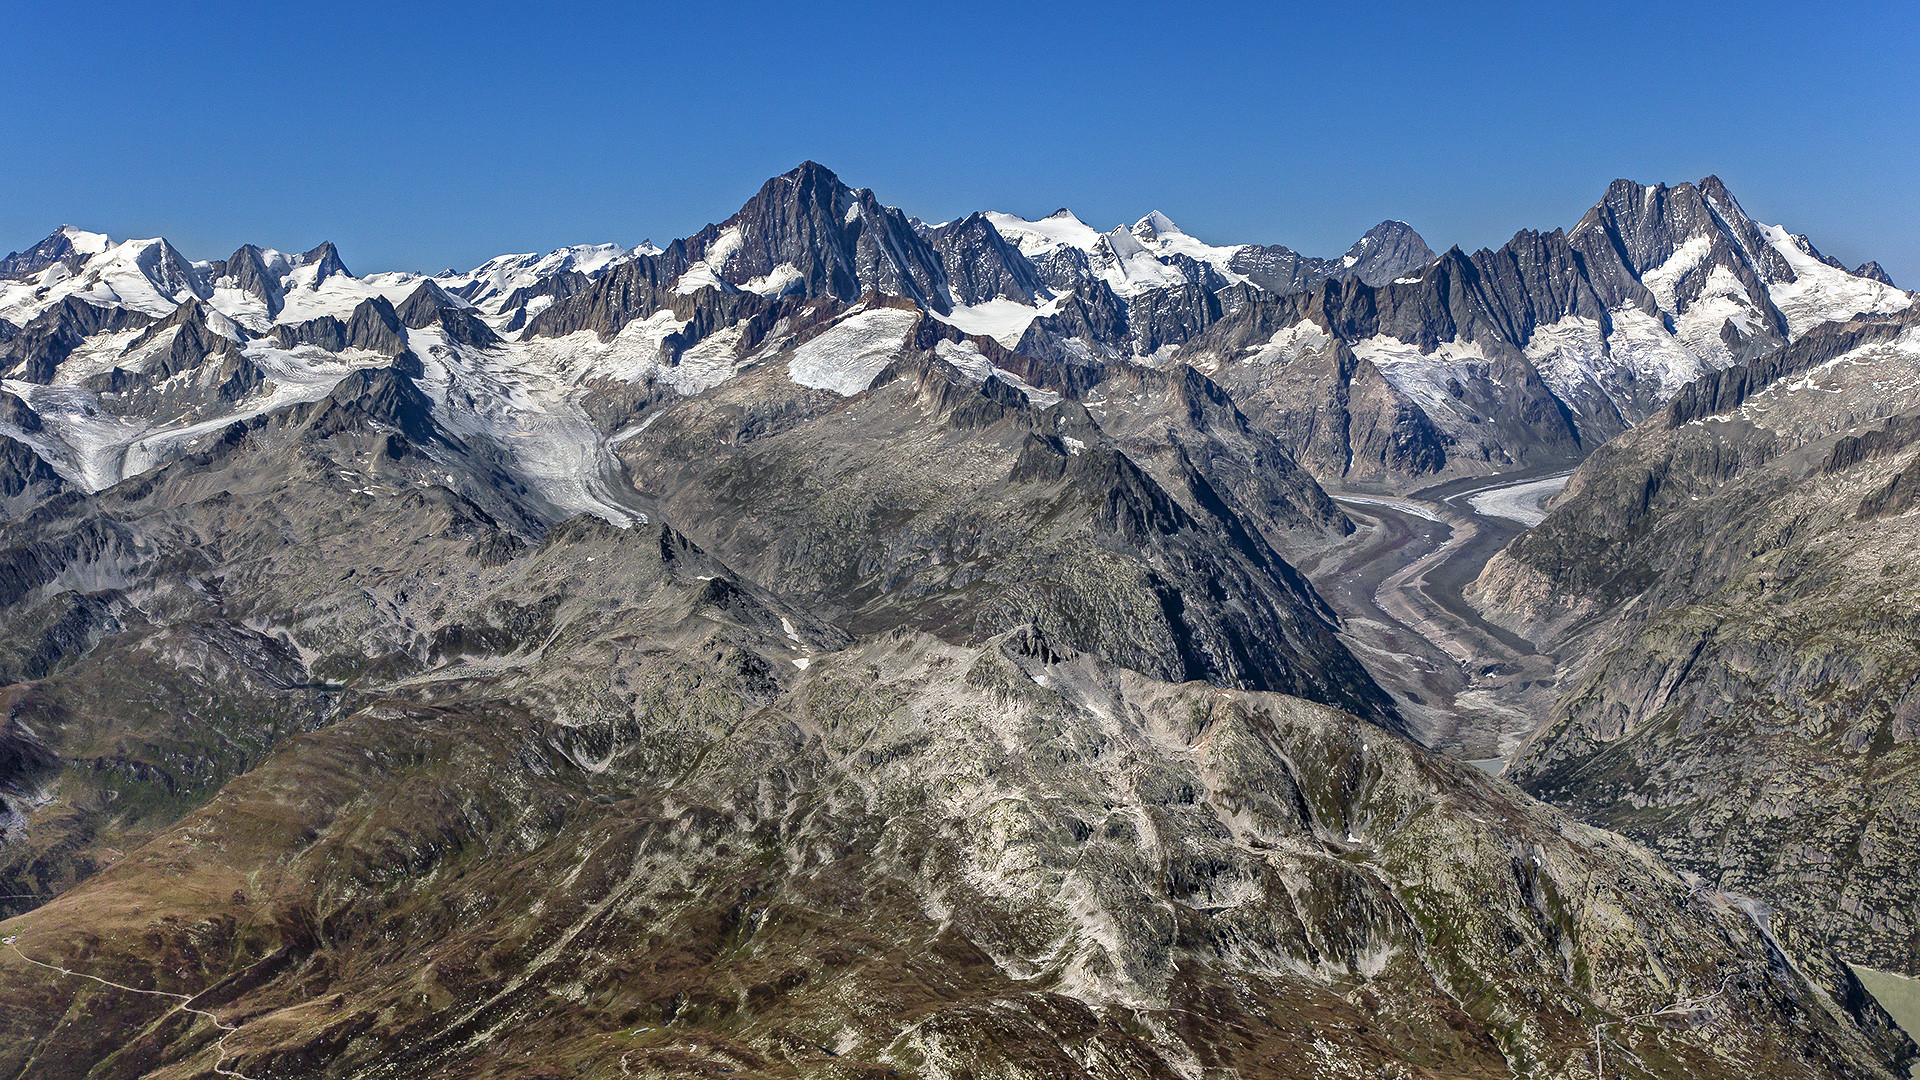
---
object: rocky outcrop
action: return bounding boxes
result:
[306,364,444,445]
[0,228,87,281]
[615,335,1399,728]
[1855,261,1897,287]
[494,268,590,332]
[681,160,954,313]
[206,243,288,316]
[273,294,410,354]
[0,435,62,505]
[81,300,264,408]
[394,279,501,348]
[926,212,1051,305]
[1339,219,1441,285]
[0,297,155,383]
[0,391,42,434]
[1226,220,1438,294]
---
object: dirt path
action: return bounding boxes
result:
[4,935,254,1078]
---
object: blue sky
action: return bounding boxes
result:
[5,0,1916,283]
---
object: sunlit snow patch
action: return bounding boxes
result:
[933,339,1061,408]
[935,297,1061,348]
[786,307,922,396]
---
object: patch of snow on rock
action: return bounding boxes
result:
[787,307,922,396]
[935,297,1057,348]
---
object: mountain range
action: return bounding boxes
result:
[0,163,1915,1079]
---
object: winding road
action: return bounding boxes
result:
[1297,464,1573,772]
[4,934,255,1078]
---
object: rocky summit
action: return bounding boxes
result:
[0,164,1915,1079]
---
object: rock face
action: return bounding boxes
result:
[0,433,63,511]
[274,295,411,354]
[1473,305,1920,978]
[925,212,1054,306]
[680,160,956,313]
[0,226,99,281]
[1227,220,1439,295]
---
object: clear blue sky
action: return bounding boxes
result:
[5,0,1916,283]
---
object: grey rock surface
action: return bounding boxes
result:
[1474,306,1920,977]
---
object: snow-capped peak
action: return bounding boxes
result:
[436,242,633,313]
[56,225,113,257]
[1133,211,1183,240]
[982,210,1104,258]
[66,236,207,316]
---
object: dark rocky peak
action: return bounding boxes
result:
[1224,221,1435,298]
[396,279,500,349]
[29,295,154,339]
[116,301,249,385]
[1225,241,1320,295]
[925,212,1051,306]
[518,249,711,341]
[1295,247,1475,351]
[496,269,592,332]
[0,433,63,503]
[394,278,467,328]
[1127,280,1260,356]
[272,295,409,355]
[1570,176,1793,298]
[1458,228,1614,348]
[1011,281,1132,367]
[343,295,408,352]
[0,298,154,383]
[83,299,254,398]
[685,161,954,314]
[0,226,95,281]
[0,389,42,433]
[1574,177,1717,270]
[291,239,351,283]
[124,296,246,345]
[1339,220,1439,286]
[1200,235,1588,360]
[211,243,287,316]
[1853,260,1897,287]
[307,364,442,445]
